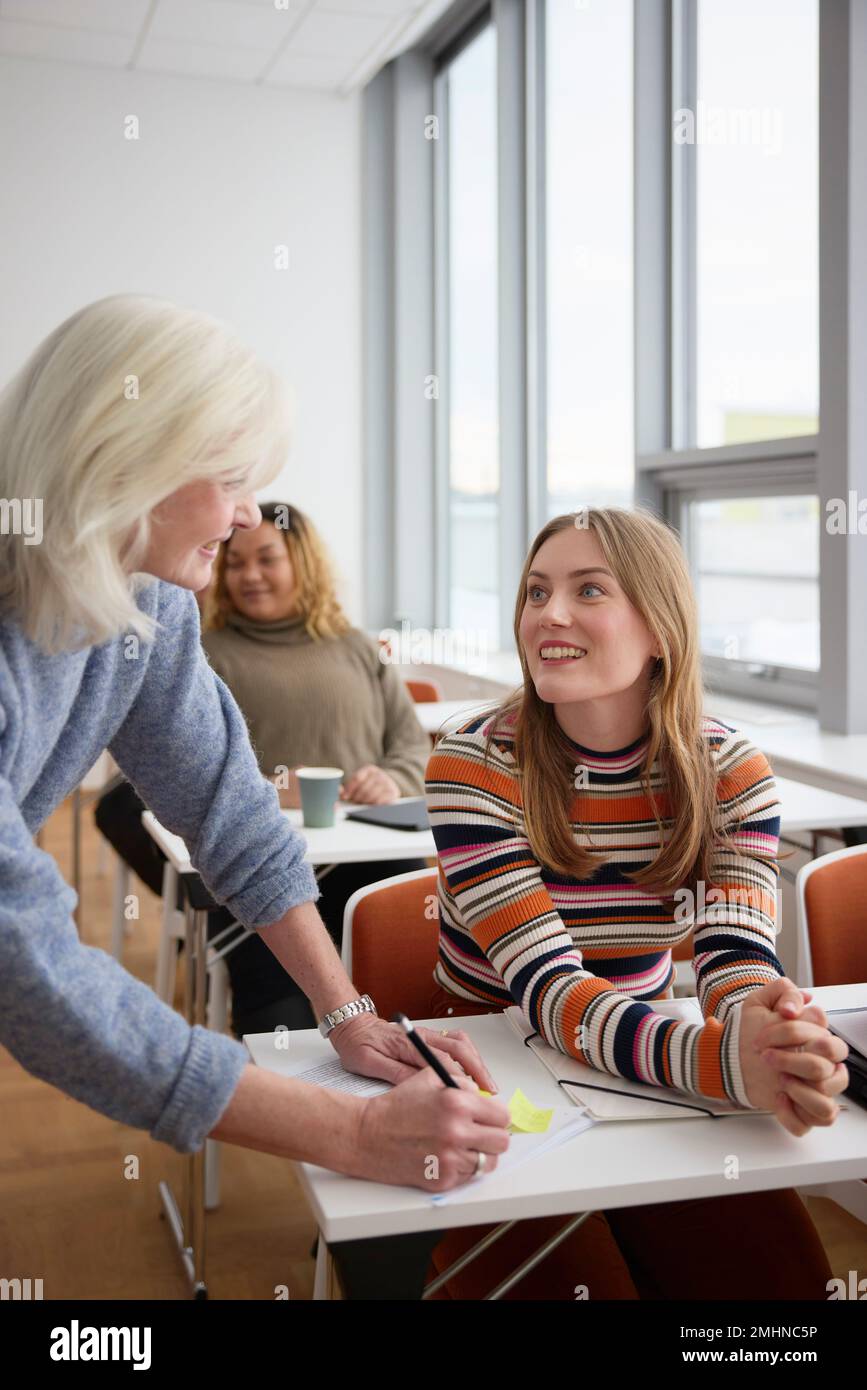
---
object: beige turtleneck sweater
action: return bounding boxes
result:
[200,611,430,797]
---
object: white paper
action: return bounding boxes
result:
[828,1008,867,1057]
[431,1109,596,1205]
[285,1056,392,1097]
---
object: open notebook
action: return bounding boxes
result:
[505,999,776,1121]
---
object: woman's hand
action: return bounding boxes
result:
[353,1067,511,1191]
[340,765,401,804]
[329,1011,499,1093]
[738,979,849,1136]
[753,980,850,1133]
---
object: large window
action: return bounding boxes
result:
[691,0,819,449]
[545,0,633,517]
[686,494,820,673]
[374,0,838,710]
[662,0,821,703]
[442,23,499,643]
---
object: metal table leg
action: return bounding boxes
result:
[159,903,209,1298]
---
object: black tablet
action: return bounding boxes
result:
[344,799,431,832]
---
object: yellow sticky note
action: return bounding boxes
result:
[507,1087,553,1134]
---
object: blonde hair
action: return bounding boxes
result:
[203,501,351,641]
[482,507,725,898]
[0,293,291,653]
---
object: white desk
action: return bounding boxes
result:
[417,685,867,802]
[775,777,867,833]
[245,985,867,1252]
[414,699,497,736]
[142,800,435,875]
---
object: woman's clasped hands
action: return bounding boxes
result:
[738,978,850,1136]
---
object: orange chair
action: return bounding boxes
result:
[341,868,439,1021]
[795,844,867,1229]
[796,843,867,988]
[339,869,624,1300]
[405,678,443,704]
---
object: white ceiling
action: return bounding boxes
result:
[0,0,454,93]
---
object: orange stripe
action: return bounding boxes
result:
[716,750,773,800]
[703,969,777,1017]
[699,883,777,912]
[426,752,521,808]
[580,942,674,960]
[567,792,671,824]
[474,892,561,952]
[558,977,612,1061]
[696,1017,726,1100]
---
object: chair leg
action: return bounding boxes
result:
[208,957,230,1034]
[202,956,230,1211]
[155,862,183,1002]
[110,856,130,962]
[204,1139,222,1212]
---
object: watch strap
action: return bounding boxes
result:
[319,994,377,1037]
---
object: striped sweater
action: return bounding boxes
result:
[424,714,785,1109]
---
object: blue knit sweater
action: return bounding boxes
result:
[0,579,320,1153]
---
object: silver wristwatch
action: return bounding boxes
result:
[318,994,377,1038]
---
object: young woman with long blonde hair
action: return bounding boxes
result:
[424,507,849,1300]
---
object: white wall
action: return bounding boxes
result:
[0,55,363,617]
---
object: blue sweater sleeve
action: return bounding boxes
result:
[109,581,320,927]
[0,771,249,1152]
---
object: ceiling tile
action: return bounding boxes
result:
[135,33,267,80]
[149,0,296,51]
[287,6,393,58]
[318,0,421,15]
[0,16,133,64]
[201,0,307,9]
[264,48,352,89]
[0,0,150,35]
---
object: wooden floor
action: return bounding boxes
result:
[1,796,865,1300]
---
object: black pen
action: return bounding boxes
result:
[392,1012,459,1088]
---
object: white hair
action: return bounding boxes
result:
[0,293,290,653]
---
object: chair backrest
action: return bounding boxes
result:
[342,868,440,1020]
[796,843,867,987]
[672,932,693,962]
[405,678,443,704]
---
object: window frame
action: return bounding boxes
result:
[638,0,821,709]
[365,0,867,733]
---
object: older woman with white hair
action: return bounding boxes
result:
[0,294,510,1223]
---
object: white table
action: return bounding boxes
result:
[413,702,867,832]
[142,783,867,1299]
[245,984,867,1299]
[142,800,435,875]
[775,777,867,834]
[142,780,867,870]
[413,699,497,736]
[418,688,867,803]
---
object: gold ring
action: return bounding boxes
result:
[474,1150,486,1177]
